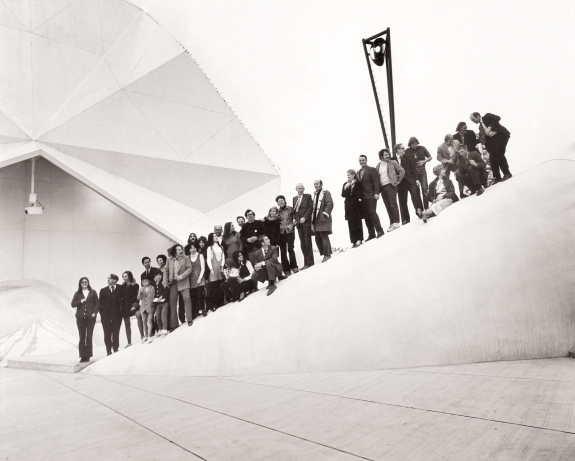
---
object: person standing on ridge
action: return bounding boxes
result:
[311,179,334,262]
[293,183,314,270]
[405,137,432,210]
[395,144,423,224]
[470,112,512,183]
[276,195,298,276]
[376,148,404,232]
[357,155,384,240]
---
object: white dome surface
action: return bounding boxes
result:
[0,280,77,364]
[85,160,575,377]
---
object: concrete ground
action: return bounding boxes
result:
[2,357,575,460]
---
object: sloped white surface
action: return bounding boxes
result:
[86,160,575,377]
[0,280,77,364]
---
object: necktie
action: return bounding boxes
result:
[295,195,302,212]
[312,190,321,224]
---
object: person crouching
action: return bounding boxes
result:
[417,165,459,223]
[251,235,286,296]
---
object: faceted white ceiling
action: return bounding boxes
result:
[0,0,280,242]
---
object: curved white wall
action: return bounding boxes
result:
[86,160,575,376]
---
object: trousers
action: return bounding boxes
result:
[221,279,255,298]
[297,225,314,267]
[279,232,298,273]
[362,197,383,237]
[190,286,205,319]
[154,302,169,331]
[76,317,96,358]
[416,169,429,209]
[315,231,332,257]
[398,180,423,223]
[101,315,122,353]
[487,135,511,178]
[169,283,191,328]
[380,183,400,225]
[122,316,132,344]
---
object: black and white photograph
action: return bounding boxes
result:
[0,0,574,459]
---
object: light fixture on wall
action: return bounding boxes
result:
[25,157,44,215]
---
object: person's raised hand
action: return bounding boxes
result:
[300,217,305,223]
[374,194,379,200]
[416,180,421,187]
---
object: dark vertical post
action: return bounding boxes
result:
[362,39,389,149]
[385,28,396,150]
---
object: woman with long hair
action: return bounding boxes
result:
[70,277,99,363]
[221,250,256,302]
[120,271,139,348]
[205,232,225,311]
[262,206,281,246]
[341,169,364,248]
[222,222,243,260]
[184,232,198,256]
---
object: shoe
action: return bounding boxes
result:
[376,231,384,239]
[492,177,502,185]
[284,271,292,277]
[355,241,362,248]
[402,220,410,225]
[79,358,85,363]
[278,275,287,281]
[292,268,299,274]
[422,215,428,223]
[386,225,394,232]
[502,174,513,181]
[300,265,309,270]
[125,343,132,348]
[107,352,112,356]
[267,284,277,296]
[476,187,484,196]
[321,256,331,263]
[147,337,153,343]
[188,321,193,326]
[416,209,423,219]
[391,223,401,230]
[365,236,375,242]
[141,338,147,344]
[252,286,259,291]
[113,350,118,353]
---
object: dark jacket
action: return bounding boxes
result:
[341,181,363,221]
[262,217,281,246]
[428,177,460,203]
[399,152,419,185]
[292,193,313,228]
[358,166,380,199]
[153,280,170,301]
[71,289,99,319]
[311,189,334,234]
[120,282,139,317]
[406,145,432,173]
[453,130,478,152]
[98,285,123,319]
[482,113,510,138]
[457,151,487,175]
[240,220,266,254]
[140,267,160,283]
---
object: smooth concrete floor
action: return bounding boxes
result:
[2,358,575,460]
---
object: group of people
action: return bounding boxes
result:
[71,111,511,363]
[71,180,336,362]
[342,112,511,244]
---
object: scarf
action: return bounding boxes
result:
[312,189,325,223]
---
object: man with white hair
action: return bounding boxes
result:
[293,183,314,269]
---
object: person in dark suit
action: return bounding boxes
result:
[357,155,384,240]
[453,122,479,153]
[455,145,487,196]
[406,137,432,210]
[341,169,364,248]
[71,277,99,363]
[140,256,160,283]
[120,271,139,348]
[251,235,285,296]
[395,143,423,224]
[470,112,512,183]
[240,209,266,265]
[99,274,123,355]
[293,183,314,269]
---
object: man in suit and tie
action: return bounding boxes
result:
[251,235,285,296]
[357,155,384,241]
[140,256,160,283]
[99,274,123,355]
[293,183,314,270]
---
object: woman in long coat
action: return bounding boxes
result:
[341,169,364,248]
[71,277,99,363]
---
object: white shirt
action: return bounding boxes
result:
[82,288,89,300]
[379,161,390,186]
[435,179,447,200]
